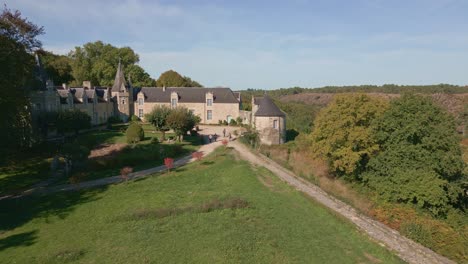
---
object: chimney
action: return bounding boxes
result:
[163,86,166,92]
[83,81,92,89]
[62,83,69,90]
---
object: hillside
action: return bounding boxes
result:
[280,92,468,120]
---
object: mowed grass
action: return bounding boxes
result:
[0,148,404,263]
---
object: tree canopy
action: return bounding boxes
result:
[145,105,172,141]
[37,49,74,85]
[156,70,203,87]
[0,6,43,156]
[310,94,389,176]
[68,41,154,87]
[166,107,199,141]
[363,94,466,215]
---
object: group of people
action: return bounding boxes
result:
[208,128,232,143]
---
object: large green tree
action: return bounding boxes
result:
[166,107,199,141]
[363,94,466,215]
[310,94,389,176]
[145,105,172,141]
[156,70,203,87]
[68,41,154,87]
[37,49,74,85]
[0,7,44,156]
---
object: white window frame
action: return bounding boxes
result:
[273,120,278,129]
[171,98,177,108]
[207,99,213,106]
[207,110,212,120]
[139,109,144,118]
[138,98,143,105]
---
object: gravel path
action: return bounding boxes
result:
[229,140,454,264]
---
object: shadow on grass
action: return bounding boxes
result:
[0,230,38,251]
[0,186,108,235]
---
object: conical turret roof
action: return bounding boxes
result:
[112,59,127,91]
[254,96,285,117]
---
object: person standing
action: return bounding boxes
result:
[208,134,213,143]
[223,128,226,137]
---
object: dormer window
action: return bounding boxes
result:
[207,99,213,106]
[171,98,177,108]
[138,98,144,105]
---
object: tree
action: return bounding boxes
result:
[0,6,44,156]
[156,70,203,87]
[68,41,153,87]
[310,94,389,176]
[126,64,155,87]
[145,105,172,141]
[166,107,198,141]
[36,49,73,85]
[363,94,466,216]
[56,110,91,135]
[126,123,144,144]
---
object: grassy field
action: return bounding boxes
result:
[0,123,202,195]
[0,148,403,263]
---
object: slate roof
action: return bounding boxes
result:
[136,87,239,104]
[112,60,128,92]
[254,96,285,117]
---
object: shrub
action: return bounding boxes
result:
[233,130,238,136]
[130,115,140,122]
[120,166,133,182]
[236,116,243,124]
[126,123,144,144]
[218,120,223,125]
[150,137,159,144]
[223,120,228,125]
[229,119,237,126]
[56,109,91,135]
[107,116,122,124]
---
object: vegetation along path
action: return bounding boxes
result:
[229,140,455,264]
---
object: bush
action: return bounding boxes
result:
[218,120,223,125]
[229,119,237,126]
[126,123,144,144]
[223,120,228,125]
[130,115,140,122]
[236,116,243,124]
[107,116,122,124]
[150,137,159,144]
[56,109,91,135]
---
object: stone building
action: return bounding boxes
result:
[30,55,286,144]
[134,87,240,124]
[251,95,286,145]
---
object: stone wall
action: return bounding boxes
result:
[254,116,286,145]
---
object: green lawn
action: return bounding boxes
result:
[0,148,403,263]
[0,123,202,195]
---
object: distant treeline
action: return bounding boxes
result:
[241,84,468,98]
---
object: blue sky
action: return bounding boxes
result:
[5,0,468,89]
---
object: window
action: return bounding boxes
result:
[121,98,125,105]
[189,109,195,114]
[139,109,144,118]
[207,110,212,120]
[138,98,143,105]
[171,98,177,108]
[207,99,213,106]
[273,120,278,129]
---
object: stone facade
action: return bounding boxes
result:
[251,96,286,145]
[134,87,240,124]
